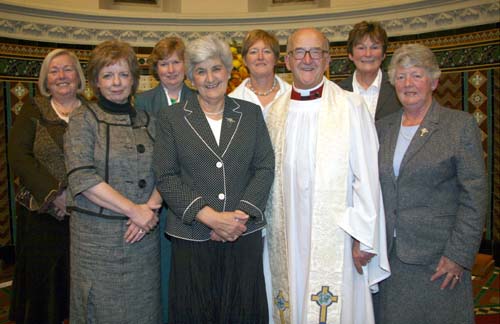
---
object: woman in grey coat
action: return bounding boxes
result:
[376,43,487,324]
[64,40,161,324]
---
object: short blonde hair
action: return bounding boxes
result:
[388,44,441,85]
[87,40,140,97]
[38,49,86,97]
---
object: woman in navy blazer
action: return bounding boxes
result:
[376,44,487,324]
[153,34,274,324]
[134,36,195,323]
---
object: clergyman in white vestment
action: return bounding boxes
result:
[265,28,390,324]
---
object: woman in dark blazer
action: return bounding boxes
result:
[376,43,487,324]
[134,36,194,322]
[153,34,274,324]
[338,21,400,121]
[135,36,194,114]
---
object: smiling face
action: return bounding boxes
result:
[244,40,277,78]
[46,54,79,99]
[285,29,330,89]
[157,51,185,91]
[96,59,133,104]
[394,65,438,111]
[191,57,229,106]
[349,36,385,76]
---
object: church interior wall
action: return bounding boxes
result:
[0,0,498,263]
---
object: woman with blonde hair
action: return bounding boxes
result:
[8,48,86,324]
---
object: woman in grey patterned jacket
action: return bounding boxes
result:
[64,40,161,324]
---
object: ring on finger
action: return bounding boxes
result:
[453,275,460,280]
[139,229,145,234]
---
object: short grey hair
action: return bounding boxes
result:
[38,49,86,97]
[184,35,233,81]
[388,43,441,85]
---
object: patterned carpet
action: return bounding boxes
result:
[0,268,497,323]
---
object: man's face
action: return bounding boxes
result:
[285,29,330,89]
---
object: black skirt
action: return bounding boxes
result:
[169,230,268,324]
[9,204,69,324]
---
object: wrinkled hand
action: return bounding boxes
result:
[352,239,375,274]
[124,221,147,243]
[128,203,160,232]
[430,256,464,290]
[198,207,248,242]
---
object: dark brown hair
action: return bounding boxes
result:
[346,21,388,55]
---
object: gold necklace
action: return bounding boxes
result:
[248,77,278,96]
[51,99,80,117]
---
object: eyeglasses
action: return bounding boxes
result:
[288,48,328,60]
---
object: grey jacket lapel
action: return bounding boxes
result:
[399,101,440,175]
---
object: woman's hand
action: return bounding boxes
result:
[352,239,375,274]
[430,256,464,290]
[197,206,248,242]
[52,189,68,220]
[128,203,160,232]
[124,220,147,243]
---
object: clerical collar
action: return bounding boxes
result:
[98,95,136,117]
[291,81,324,101]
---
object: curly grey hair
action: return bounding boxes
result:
[388,43,441,85]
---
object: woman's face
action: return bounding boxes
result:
[47,54,79,98]
[191,57,228,105]
[157,52,185,90]
[96,59,133,104]
[244,40,276,77]
[394,66,438,111]
[348,36,385,76]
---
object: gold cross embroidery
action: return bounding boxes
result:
[311,286,338,324]
[275,290,289,324]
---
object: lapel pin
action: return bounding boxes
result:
[420,128,429,137]
[226,117,235,124]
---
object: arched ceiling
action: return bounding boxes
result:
[0,0,498,46]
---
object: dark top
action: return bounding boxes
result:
[338,71,401,121]
[153,95,275,241]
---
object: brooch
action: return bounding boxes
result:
[420,128,429,137]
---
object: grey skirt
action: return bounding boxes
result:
[69,212,161,324]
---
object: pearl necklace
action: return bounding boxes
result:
[203,109,224,116]
[248,77,278,96]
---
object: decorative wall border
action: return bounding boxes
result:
[0,0,498,46]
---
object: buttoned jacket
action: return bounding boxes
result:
[376,100,487,269]
[338,71,401,121]
[153,95,275,241]
[65,102,156,218]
